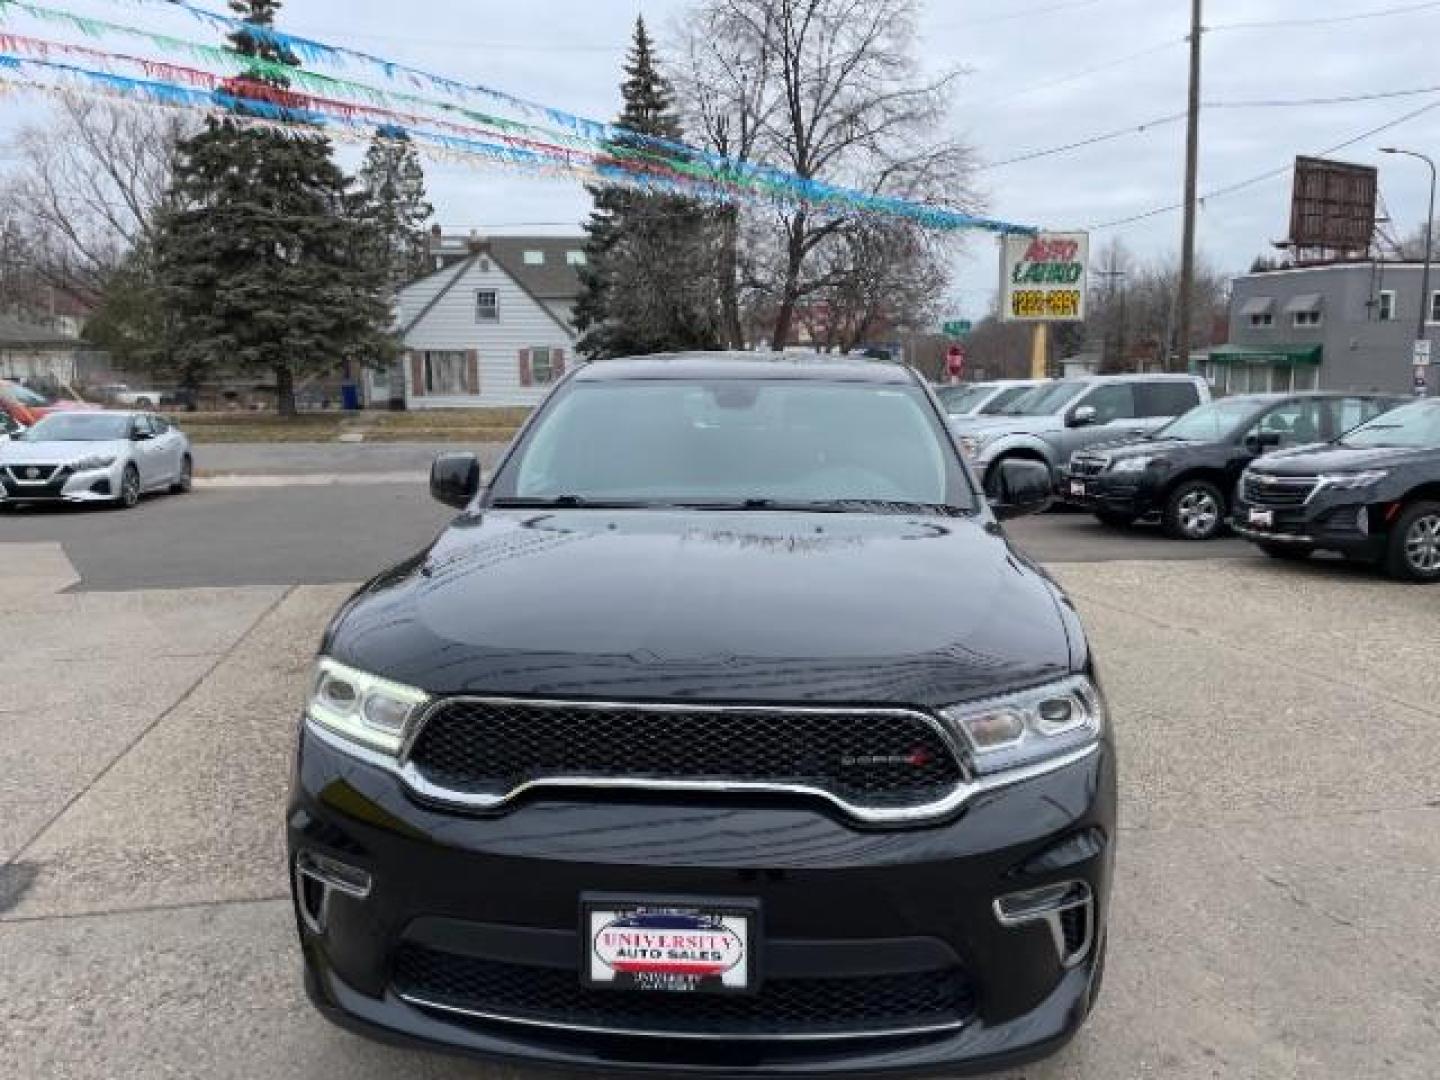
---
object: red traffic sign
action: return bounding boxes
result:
[946,345,966,378]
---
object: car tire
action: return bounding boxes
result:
[117,464,141,509]
[1258,542,1313,562]
[1163,479,1226,541]
[1384,500,1440,583]
[1094,509,1137,529]
[171,455,193,494]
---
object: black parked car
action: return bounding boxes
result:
[1059,392,1403,540]
[288,353,1116,1076]
[1232,397,1440,581]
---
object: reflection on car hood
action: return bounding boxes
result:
[324,509,1075,707]
[1251,443,1439,475]
[1079,436,1197,460]
[0,438,127,464]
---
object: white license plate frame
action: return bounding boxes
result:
[581,895,761,995]
[1248,508,1274,529]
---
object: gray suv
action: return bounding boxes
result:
[951,374,1212,485]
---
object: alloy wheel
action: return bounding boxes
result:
[121,468,140,508]
[1404,513,1440,574]
[1177,489,1220,538]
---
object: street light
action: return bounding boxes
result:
[1381,146,1436,394]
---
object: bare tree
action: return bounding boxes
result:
[676,0,980,348]
[4,99,190,304]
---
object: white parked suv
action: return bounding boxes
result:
[951,373,1212,486]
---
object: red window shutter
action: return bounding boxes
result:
[465,350,480,395]
[409,352,425,397]
[553,348,566,377]
[518,348,533,387]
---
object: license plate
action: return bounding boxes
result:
[583,896,759,995]
[1248,508,1274,529]
[1070,480,1087,498]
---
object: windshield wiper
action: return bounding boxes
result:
[490,495,665,509]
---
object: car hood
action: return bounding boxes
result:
[324,509,1075,707]
[0,438,126,464]
[1080,436,1202,461]
[1250,443,1437,475]
[949,414,1062,438]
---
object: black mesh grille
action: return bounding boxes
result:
[406,700,963,808]
[1069,457,1106,478]
[393,943,974,1038]
[1243,476,1317,506]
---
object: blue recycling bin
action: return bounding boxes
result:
[340,381,361,411]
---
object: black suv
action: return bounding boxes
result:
[287,354,1116,1076]
[1059,392,1403,540]
[1233,397,1440,581]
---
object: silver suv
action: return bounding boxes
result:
[951,374,1212,485]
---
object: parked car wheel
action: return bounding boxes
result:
[1163,479,1226,541]
[1258,541,1313,562]
[171,455,193,494]
[1385,500,1440,583]
[1094,509,1137,529]
[117,464,141,509]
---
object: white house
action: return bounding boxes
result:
[384,234,587,409]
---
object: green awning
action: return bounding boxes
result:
[1206,344,1322,366]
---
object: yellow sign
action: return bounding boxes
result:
[1000,231,1089,323]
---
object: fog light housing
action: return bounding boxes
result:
[994,880,1094,967]
[294,851,372,934]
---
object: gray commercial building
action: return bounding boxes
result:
[1211,262,1437,397]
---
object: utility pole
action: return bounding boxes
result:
[1381,147,1436,396]
[1175,0,1203,374]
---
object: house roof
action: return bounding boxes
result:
[0,315,78,349]
[486,237,586,299]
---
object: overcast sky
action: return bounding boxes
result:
[2,0,1438,324]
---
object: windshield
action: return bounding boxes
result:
[1000,381,1085,416]
[935,384,994,413]
[3,384,51,407]
[1157,397,1266,442]
[494,379,970,512]
[1340,400,1440,449]
[21,413,131,442]
[979,386,1032,414]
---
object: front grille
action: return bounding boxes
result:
[393,943,975,1039]
[405,699,965,811]
[1068,457,1106,478]
[6,464,61,484]
[1243,474,1318,506]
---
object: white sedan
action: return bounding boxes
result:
[0,410,192,510]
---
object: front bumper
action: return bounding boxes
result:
[0,461,121,503]
[1055,469,1162,518]
[287,720,1116,1076]
[1231,492,1385,558]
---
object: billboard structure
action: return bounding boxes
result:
[999,232,1090,323]
[1287,157,1378,262]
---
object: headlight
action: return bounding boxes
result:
[71,454,117,471]
[1317,470,1388,491]
[307,657,430,755]
[941,676,1103,776]
[1110,456,1158,474]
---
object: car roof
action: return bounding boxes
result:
[574,352,917,385]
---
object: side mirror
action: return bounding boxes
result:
[987,459,1053,520]
[1244,431,1283,453]
[1068,405,1098,428]
[430,452,482,509]
[131,429,153,442]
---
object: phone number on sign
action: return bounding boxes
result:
[1011,290,1081,319]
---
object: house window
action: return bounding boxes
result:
[524,250,546,266]
[1377,290,1396,322]
[566,250,587,266]
[1430,291,1440,324]
[530,347,557,385]
[1249,312,1274,328]
[1293,310,1322,328]
[424,351,468,395]
[476,290,499,322]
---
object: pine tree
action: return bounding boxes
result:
[574,17,721,358]
[354,126,434,291]
[151,0,392,415]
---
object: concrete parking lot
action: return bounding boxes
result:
[2,469,1437,1079]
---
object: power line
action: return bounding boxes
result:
[967,37,1185,108]
[1090,97,1440,231]
[1205,84,1440,108]
[980,113,1185,170]
[1209,0,1440,30]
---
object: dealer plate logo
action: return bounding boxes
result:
[590,909,749,991]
